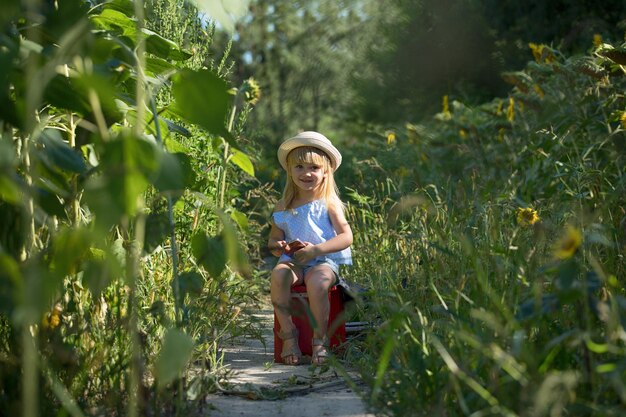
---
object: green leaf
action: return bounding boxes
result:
[0,203,24,258]
[230,149,254,177]
[596,363,617,373]
[171,69,231,138]
[0,176,20,204]
[90,37,121,64]
[229,209,249,232]
[44,75,91,116]
[162,119,192,139]
[51,228,93,277]
[74,73,123,123]
[155,328,195,389]
[152,152,195,193]
[101,0,136,17]
[0,43,21,128]
[90,8,137,37]
[21,261,64,322]
[0,136,17,170]
[37,129,87,174]
[82,256,114,298]
[145,57,177,76]
[173,271,204,302]
[144,29,192,61]
[39,0,90,42]
[37,189,68,219]
[192,232,227,278]
[585,339,609,354]
[371,329,396,403]
[216,210,250,277]
[44,73,122,123]
[0,254,20,315]
[84,134,158,228]
[33,161,72,199]
[144,211,171,254]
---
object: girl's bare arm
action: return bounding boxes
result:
[268,201,287,257]
[268,222,287,257]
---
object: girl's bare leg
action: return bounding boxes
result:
[304,265,335,364]
[270,263,302,364]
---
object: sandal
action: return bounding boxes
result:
[278,328,302,365]
[311,337,330,366]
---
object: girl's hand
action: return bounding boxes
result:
[293,242,319,264]
[270,240,287,257]
[284,240,305,255]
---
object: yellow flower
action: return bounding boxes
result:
[241,77,261,106]
[554,226,583,260]
[440,95,452,120]
[386,131,396,145]
[593,34,602,47]
[41,304,62,329]
[528,43,556,64]
[459,129,467,139]
[497,127,505,141]
[529,43,541,62]
[533,84,545,99]
[507,97,515,122]
[620,111,626,129]
[517,208,540,226]
[49,312,61,328]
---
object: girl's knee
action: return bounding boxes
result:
[305,267,335,294]
[271,263,301,287]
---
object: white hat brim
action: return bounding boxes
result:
[277,131,342,171]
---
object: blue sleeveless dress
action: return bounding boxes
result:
[272,199,352,267]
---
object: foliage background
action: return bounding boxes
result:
[1,0,625,416]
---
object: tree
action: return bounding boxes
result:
[481,0,626,71]
[349,0,626,125]
[220,0,368,147]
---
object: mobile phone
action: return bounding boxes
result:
[285,240,305,255]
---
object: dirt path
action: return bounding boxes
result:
[203,309,374,417]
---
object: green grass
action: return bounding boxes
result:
[339,42,626,416]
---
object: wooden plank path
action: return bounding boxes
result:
[203,309,374,417]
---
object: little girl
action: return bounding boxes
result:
[268,131,353,365]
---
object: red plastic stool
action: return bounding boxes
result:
[274,285,346,363]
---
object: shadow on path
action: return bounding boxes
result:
[203,309,373,417]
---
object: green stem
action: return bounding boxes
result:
[21,0,42,413]
[66,64,80,226]
[127,1,147,416]
[219,104,238,209]
[149,96,181,326]
[124,213,146,417]
[22,321,37,417]
[149,94,184,410]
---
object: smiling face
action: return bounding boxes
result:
[286,147,331,195]
[290,160,327,192]
[282,146,339,209]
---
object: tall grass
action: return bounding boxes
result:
[341,40,626,416]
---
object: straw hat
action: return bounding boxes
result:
[277,131,342,172]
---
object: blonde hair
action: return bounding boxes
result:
[282,146,343,210]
